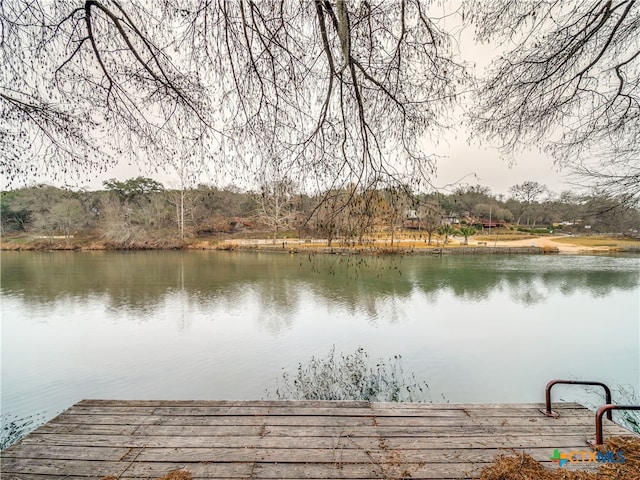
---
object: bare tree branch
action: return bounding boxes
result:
[468,0,640,206]
[2,0,466,199]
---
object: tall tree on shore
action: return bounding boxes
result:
[418,200,444,246]
[509,181,547,226]
[256,177,297,242]
[103,177,165,202]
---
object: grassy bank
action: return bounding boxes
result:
[552,235,640,249]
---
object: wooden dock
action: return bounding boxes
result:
[1,400,636,479]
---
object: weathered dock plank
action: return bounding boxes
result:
[18,431,626,448]
[1,400,636,480]
[47,413,599,427]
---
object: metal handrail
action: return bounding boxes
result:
[591,404,640,445]
[539,379,612,420]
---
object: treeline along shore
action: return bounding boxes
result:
[2,179,639,254]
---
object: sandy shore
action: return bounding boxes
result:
[483,236,595,254]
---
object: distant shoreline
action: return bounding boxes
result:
[2,234,639,255]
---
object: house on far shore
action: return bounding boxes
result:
[445,214,460,225]
[478,219,504,229]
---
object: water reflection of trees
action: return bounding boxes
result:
[1,251,637,324]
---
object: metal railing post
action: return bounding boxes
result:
[591,405,640,445]
[540,379,612,419]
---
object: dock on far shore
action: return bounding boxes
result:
[1,400,636,480]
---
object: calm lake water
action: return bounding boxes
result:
[1,251,639,444]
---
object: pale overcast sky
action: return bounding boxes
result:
[428,10,574,198]
[430,136,571,197]
[82,126,572,197]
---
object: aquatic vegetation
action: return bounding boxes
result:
[270,346,432,402]
[581,384,640,435]
[614,385,640,435]
[0,411,47,450]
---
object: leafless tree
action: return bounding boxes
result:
[468,0,640,206]
[167,187,203,240]
[380,186,411,246]
[2,1,466,200]
[256,177,297,242]
[418,200,444,245]
[202,0,466,191]
[165,145,207,240]
[1,0,214,187]
[339,187,383,245]
[309,186,375,246]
